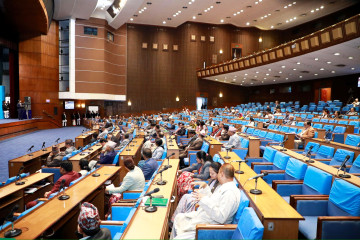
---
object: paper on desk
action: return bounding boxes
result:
[24,188,38,194]
[106,184,115,190]
[140,196,149,207]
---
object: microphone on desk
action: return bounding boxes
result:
[224,146,232,159]
[231,159,248,174]
[279,135,288,151]
[338,155,351,178]
[145,188,160,213]
[55,138,60,144]
[304,145,315,163]
[166,153,175,168]
[58,179,70,200]
[4,204,22,238]
[15,166,25,185]
[41,141,47,151]
[248,172,268,195]
[27,145,34,156]
[157,166,169,185]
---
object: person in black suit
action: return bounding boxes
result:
[76,112,81,125]
[62,112,67,127]
[17,100,24,120]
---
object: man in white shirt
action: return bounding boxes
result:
[171,163,241,239]
[222,126,241,150]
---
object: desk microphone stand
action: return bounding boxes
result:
[126,144,131,151]
[250,178,262,195]
[337,166,351,178]
[4,222,22,238]
[157,171,167,185]
[167,157,172,168]
[145,196,157,213]
[58,188,70,200]
[235,161,246,174]
[224,149,231,159]
[305,152,314,163]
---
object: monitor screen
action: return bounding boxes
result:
[88,106,99,112]
[64,101,74,110]
[358,77,360,87]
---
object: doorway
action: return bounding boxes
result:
[319,88,331,102]
[196,97,208,110]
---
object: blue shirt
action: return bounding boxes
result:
[99,150,116,164]
[140,158,158,180]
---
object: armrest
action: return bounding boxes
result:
[272,180,303,191]
[37,198,49,202]
[196,224,237,230]
[196,224,237,240]
[290,195,329,210]
[251,162,273,169]
[261,170,285,174]
[100,220,125,225]
[317,216,360,239]
[314,158,331,162]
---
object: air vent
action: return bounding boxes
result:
[146,2,152,5]
[216,1,221,4]
[198,13,202,15]
[277,23,282,26]
[275,9,280,12]
[300,71,310,73]
[167,18,172,20]
[300,13,307,17]
[226,16,231,19]
[183,6,187,9]
[274,76,281,78]
[133,14,138,17]
[335,64,346,67]
[251,79,258,82]
[246,5,252,8]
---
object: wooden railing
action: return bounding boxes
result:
[197,14,360,78]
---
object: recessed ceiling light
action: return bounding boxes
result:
[256,71,259,73]
[254,76,257,78]
[331,71,335,73]
[327,61,332,64]
[266,73,269,76]
[264,77,267,79]
[299,76,302,78]
[281,65,286,68]
[285,78,289,80]
[245,73,248,76]
[293,68,296,71]
[210,5,214,8]
[192,16,196,19]
[314,73,318,76]
[246,22,250,26]
[270,25,274,29]
[215,78,218,80]
[220,19,224,23]
[311,9,314,13]
[251,82,254,84]
[130,18,133,21]
[262,81,264,83]
[351,67,355,70]
[242,80,245,82]
[348,56,353,60]
[204,9,208,12]
[334,53,340,56]
[268,69,271,71]
[297,62,300,65]
[255,2,258,4]
[162,21,166,24]
[240,84,243,85]
[314,58,319,61]
[279,71,282,73]
[320,68,324,70]
[273,80,276,82]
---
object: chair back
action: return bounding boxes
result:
[344,134,360,147]
[328,179,360,216]
[303,166,332,195]
[263,147,277,162]
[349,155,360,174]
[284,158,308,180]
[240,139,249,148]
[232,191,250,224]
[231,207,264,240]
[329,149,354,165]
[273,151,290,170]
[304,142,320,153]
[315,145,335,159]
[201,142,210,153]
[333,126,346,133]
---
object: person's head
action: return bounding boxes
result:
[188,130,196,137]
[77,202,101,237]
[356,98,359,102]
[124,133,129,139]
[79,158,90,171]
[155,125,160,130]
[250,117,254,122]
[289,116,294,121]
[305,121,312,128]
[60,160,73,175]
[196,151,213,164]
[223,125,229,132]
[209,162,221,180]
[99,138,107,146]
[213,124,219,130]
[199,130,206,138]
[322,109,327,114]
[218,163,235,184]
[155,138,163,147]
[200,121,205,127]
[275,100,279,104]
[228,126,237,136]
[52,145,59,154]
[219,122,224,128]
[65,139,73,148]
[124,158,135,170]
[276,109,281,113]
[351,108,355,112]
[158,132,164,139]
[143,148,152,159]
[92,132,98,139]
[334,111,340,116]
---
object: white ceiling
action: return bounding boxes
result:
[53,0,358,30]
[203,37,360,87]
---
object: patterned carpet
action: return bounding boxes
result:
[0,126,86,182]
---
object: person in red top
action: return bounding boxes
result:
[26,161,81,208]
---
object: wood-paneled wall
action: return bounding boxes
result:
[75,18,126,95]
[126,22,280,113]
[18,21,60,120]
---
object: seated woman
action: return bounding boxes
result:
[171,162,221,222]
[177,151,213,198]
[105,158,145,215]
[79,158,91,176]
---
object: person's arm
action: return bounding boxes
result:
[49,178,62,195]
[108,173,133,194]
[181,163,198,172]
[193,165,210,180]
[99,153,112,164]
[198,191,238,224]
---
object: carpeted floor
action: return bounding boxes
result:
[0,126,86,182]
[0,118,40,124]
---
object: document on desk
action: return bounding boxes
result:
[24,187,38,194]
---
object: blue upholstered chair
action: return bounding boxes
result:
[313,145,335,159]
[252,151,290,174]
[348,155,360,175]
[233,138,249,160]
[316,148,354,166]
[101,208,137,239]
[344,134,360,147]
[264,158,308,184]
[293,179,360,239]
[196,207,264,240]
[332,126,346,143]
[41,167,62,182]
[294,142,320,155]
[272,166,333,203]
[184,141,210,166]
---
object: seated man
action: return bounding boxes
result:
[179,131,204,168]
[90,132,98,143]
[27,161,81,208]
[171,163,240,239]
[152,138,164,160]
[284,115,296,125]
[116,133,130,150]
[175,123,186,136]
[46,145,64,167]
[77,202,111,240]
[99,138,108,150]
[179,130,197,150]
[222,127,241,150]
[166,120,176,130]
[140,148,158,180]
[99,142,117,164]
[98,126,108,139]
[64,139,76,155]
[348,107,358,116]
[294,121,315,149]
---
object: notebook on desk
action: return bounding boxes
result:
[144,198,168,207]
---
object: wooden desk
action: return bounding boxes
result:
[75,131,96,148]
[272,146,360,188]
[304,138,360,159]
[119,137,143,181]
[219,152,304,239]
[166,135,179,159]
[0,173,54,223]
[69,143,103,172]
[92,124,100,134]
[110,129,121,139]
[121,159,180,239]
[205,136,223,156]
[0,166,120,239]
[247,126,295,149]
[238,133,260,157]
[8,143,66,178]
